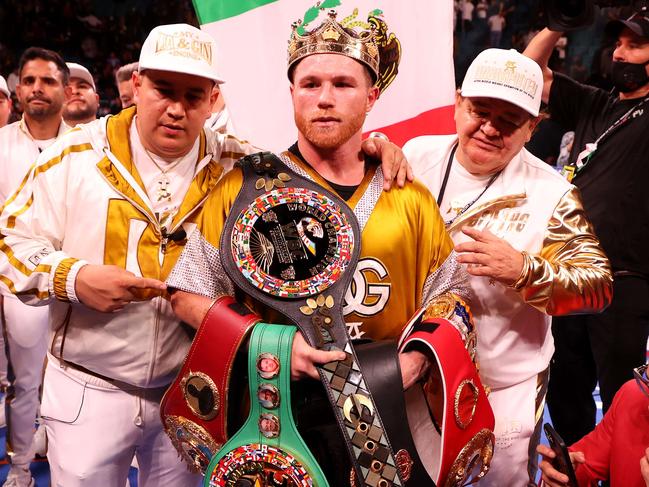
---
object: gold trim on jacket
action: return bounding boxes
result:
[509,187,612,314]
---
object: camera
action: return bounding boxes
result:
[542,0,648,31]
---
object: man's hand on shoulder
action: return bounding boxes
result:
[361,137,414,191]
[75,264,166,312]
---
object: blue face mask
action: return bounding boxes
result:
[610,59,649,93]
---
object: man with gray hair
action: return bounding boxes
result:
[114,61,138,108]
[403,48,612,485]
[524,9,649,448]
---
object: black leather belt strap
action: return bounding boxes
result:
[356,341,434,486]
[220,152,406,486]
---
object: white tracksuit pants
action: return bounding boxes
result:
[2,295,48,466]
[42,357,201,487]
[477,370,548,486]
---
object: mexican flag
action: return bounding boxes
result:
[193,0,455,150]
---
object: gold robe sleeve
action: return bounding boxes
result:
[510,187,612,315]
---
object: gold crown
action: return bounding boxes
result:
[287,10,380,80]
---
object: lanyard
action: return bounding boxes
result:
[572,95,649,175]
[436,143,458,207]
[437,142,501,226]
[593,95,649,146]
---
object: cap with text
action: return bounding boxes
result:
[461,48,542,117]
[66,62,96,90]
[139,23,224,84]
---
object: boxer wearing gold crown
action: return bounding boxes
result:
[164,9,495,486]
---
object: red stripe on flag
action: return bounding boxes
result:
[364,105,456,147]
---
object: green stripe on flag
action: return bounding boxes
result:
[192,0,278,24]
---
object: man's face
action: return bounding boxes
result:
[613,27,649,69]
[454,94,539,175]
[118,79,135,108]
[291,54,379,150]
[133,69,216,159]
[16,59,68,121]
[259,358,276,373]
[63,77,99,123]
[259,390,274,402]
[0,93,11,128]
[260,418,278,432]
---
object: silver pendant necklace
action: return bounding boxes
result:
[144,149,183,202]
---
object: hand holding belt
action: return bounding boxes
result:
[160,296,260,473]
[204,323,329,486]
[398,303,495,486]
[220,152,406,486]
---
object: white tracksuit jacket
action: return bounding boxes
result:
[0,107,255,388]
[404,134,612,389]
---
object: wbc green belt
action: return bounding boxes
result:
[204,323,328,487]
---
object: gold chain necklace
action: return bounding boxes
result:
[143,149,184,202]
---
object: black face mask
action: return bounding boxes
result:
[610,60,649,93]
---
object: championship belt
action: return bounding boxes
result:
[161,296,260,473]
[218,152,407,486]
[398,309,495,486]
[204,323,328,487]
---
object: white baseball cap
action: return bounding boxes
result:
[66,62,96,90]
[461,48,543,117]
[138,23,224,84]
[0,75,9,98]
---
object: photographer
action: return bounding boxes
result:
[524,4,649,446]
[537,365,649,486]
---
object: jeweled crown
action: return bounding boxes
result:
[287,10,380,81]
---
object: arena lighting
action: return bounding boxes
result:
[543,0,648,30]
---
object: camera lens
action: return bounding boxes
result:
[543,0,596,31]
[563,0,587,17]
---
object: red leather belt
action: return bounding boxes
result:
[399,313,495,486]
[160,295,259,473]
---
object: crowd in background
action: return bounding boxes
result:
[0,0,640,169]
[454,0,638,88]
[0,1,637,112]
[0,0,640,142]
[0,0,198,123]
